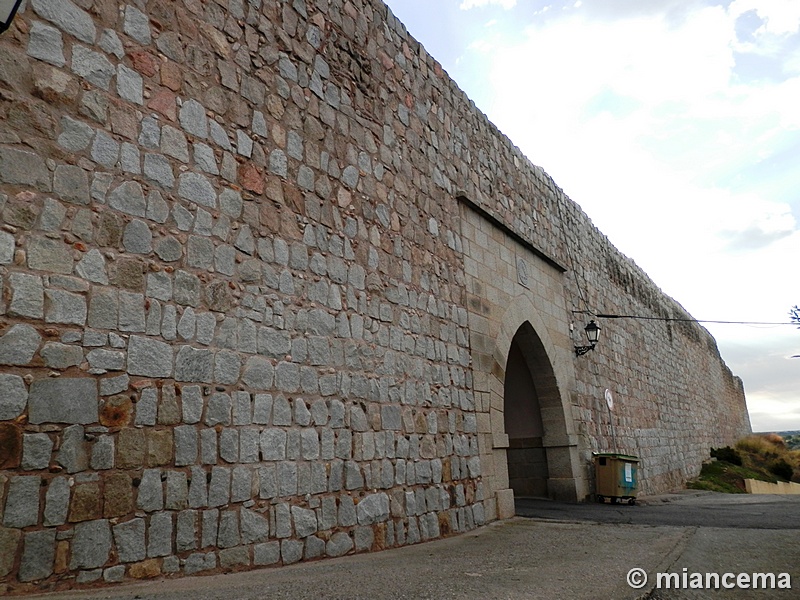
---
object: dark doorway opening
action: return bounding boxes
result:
[504,324,549,498]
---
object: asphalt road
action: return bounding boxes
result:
[516,491,800,530]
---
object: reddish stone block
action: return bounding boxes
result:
[0,423,22,469]
[110,103,140,141]
[129,51,159,78]
[160,61,183,92]
[147,88,177,122]
[239,163,264,194]
[100,395,133,428]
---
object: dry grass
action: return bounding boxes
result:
[689,434,800,492]
[735,434,800,482]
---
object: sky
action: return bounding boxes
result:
[384,0,800,432]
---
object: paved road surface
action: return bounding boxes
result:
[516,491,800,530]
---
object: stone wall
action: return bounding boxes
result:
[0,0,749,592]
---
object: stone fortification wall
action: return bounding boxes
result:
[560,200,750,494]
[0,0,748,592]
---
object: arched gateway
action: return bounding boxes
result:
[482,295,587,517]
[504,323,551,498]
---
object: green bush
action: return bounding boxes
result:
[768,459,794,481]
[711,446,742,466]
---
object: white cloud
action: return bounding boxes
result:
[472,3,800,430]
[459,0,516,10]
[730,0,800,37]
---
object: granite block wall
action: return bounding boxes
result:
[0,0,748,592]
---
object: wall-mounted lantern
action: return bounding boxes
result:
[0,0,24,34]
[575,320,600,356]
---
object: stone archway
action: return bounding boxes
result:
[504,323,550,498]
[486,296,587,515]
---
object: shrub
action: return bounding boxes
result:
[768,459,794,481]
[711,446,742,466]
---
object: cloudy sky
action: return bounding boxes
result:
[385,0,800,432]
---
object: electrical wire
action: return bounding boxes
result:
[572,310,798,327]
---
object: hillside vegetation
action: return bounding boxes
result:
[688,434,800,494]
[783,432,800,450]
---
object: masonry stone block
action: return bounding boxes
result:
[174,425,198,467]
[184,552,216,574]
[0,374,27,420]
[187,466,207,509]
[326,532,353,558]
[219,428,238,463]
[103,472,133,519]
[70,520,112,570]
[123,5,151,45]
[0,528,21,577]
[69,481,101,522]
[3,476,41,528]
[53,164,90,205]
[120,142,141,174]
[19,529,56,582]
[22,433,53,470]
[127,335,173,378]
[164,471,188,511]
[137,469,164,513]
[72,45,114,90]
[27,21,65,67]
[76,249,109,285]
[91,131,119,168]
[179,385,201,424]
[242,356,274,390]
[9,273,44,319]
[146,429,173,467]
[180,99,208,139]
[174,270,201,307]
[200,510,219,552]
[217,510,239,549]
[0,147,51,191]
[147,511,173,558]
[143,153,175,188]
[123,219,153,254]
[291,505,317,538]
[356,492,390,526]
[118,291,146,333]
[88,288,117,330]
[176,510,197,552]
[99,29,124,59]
[204,392,231,426]
[178,172,216,208]
[29,378,97,425]
[45,289,87,325]
[31,0,96,44]
[253,541,280,565]
[104,565,126,583]
[208,467,231,508]
[117,64,143,105]
[43,477,69,527]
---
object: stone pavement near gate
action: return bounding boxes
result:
[21,492,800,600]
